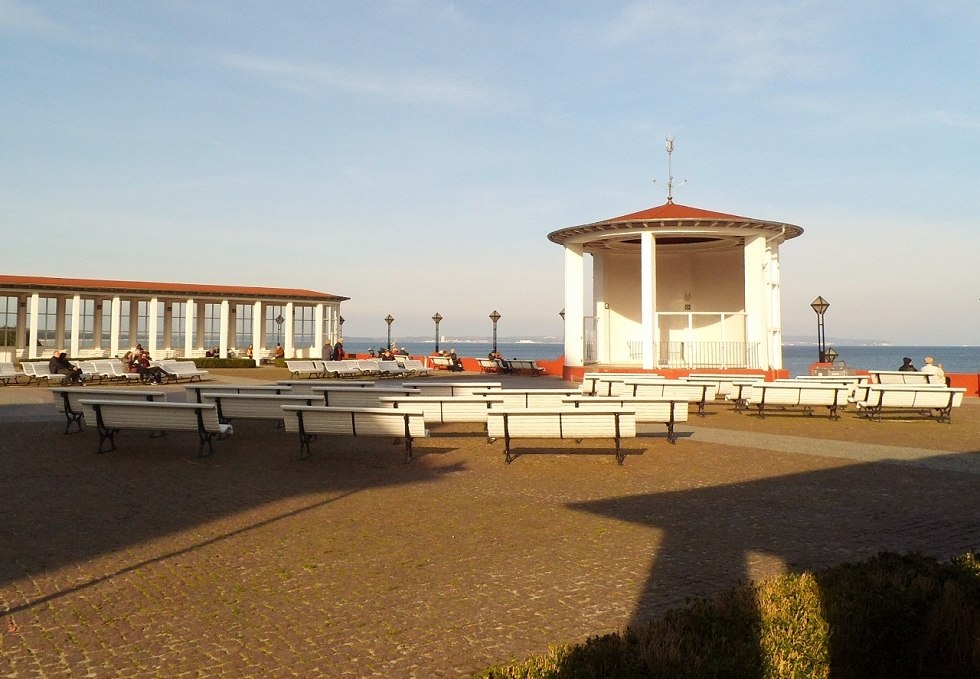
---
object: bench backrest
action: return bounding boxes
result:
[472,388,583,409]
[186,384,290,402]
[864,385,964,409]
[429,356,453,367]
[286,360,320,373]
[78,400,224,433]
[487,408,637,439]
[281,405,427,438]
[628,380,717,401]
[401,382,501,397]
[202,393,319,420]
[562,396,689,423]
[313,387,421,408]
[868,370,941,385]
[0,361,21,376]
[749,383,848,406]
[379,396,502,423]
[53,388,165,413]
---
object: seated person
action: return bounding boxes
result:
[245,344,254,359]
[379,348,395,361]
[448,349,464,372]
[331,340,345,361]
[49,350,84,385]
[273,343,285,360]
[920,356,948,385]
[898,357,917,372]
[135,350,166,384]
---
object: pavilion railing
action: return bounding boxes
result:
[626,341,761,369]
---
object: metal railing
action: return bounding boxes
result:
[626,341,761,369]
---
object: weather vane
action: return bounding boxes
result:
[652,136,687,204]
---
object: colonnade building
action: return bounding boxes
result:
[550,201,803,379]
[0,275,347,363]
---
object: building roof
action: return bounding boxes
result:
[547,201,804,247]
[0,274,348,302]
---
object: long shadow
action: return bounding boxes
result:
[569,451,980,673]
[0,416,465,599]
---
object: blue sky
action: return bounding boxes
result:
[2,1,979,344]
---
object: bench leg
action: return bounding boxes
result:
[615,436,624,465]
[95,426,118,454]
[63,411,84,435]
[504,435,515,464]
[197,431,216,457]
[665,422,676,444]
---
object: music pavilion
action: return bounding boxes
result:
[0,275,347,363]
[550,200,803,381]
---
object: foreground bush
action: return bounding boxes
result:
[477,551,980,678]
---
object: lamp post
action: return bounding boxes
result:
[384,314,394,350]
[432,313,442,353]
[274,313,284,348]
[825,346,838,364]
[489,310,501,353]
[559,308,565,320]
[810,296,830,362]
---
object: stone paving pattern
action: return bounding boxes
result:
[1,368,978,677]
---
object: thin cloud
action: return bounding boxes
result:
[217,51,493,108]
[935,109,980,132]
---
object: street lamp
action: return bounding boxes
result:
[432,313,442,353]
[825,347,838,364]
[274,313,285,348]
[810,296,830,362]
[384,314,394,350]
[489,310,501,353]
[559,308,565,320]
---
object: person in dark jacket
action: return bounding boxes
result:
[898,357,917,371]
[49,350,83,385]
[331,339,346,361]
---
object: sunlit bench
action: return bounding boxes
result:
[561,396,688,443]
[77,400,233,456]
[51,387,165,434]
[428,355,454,370]
[281,405,428,461]
[472,388,584,409]
[286,360,324,379]
[185,383,292,403]
[625,379,718,416]
[379,395,503,428]
[854,385,966,423]
[477,358,501,373]
[486,408,637,465]
[399,359,430,376]
[319,360,363,378]
[0,361,27,386]
[21,362,67,386]
[507,359,546,376]
[585,373,666,397]
[156,360,210,383]
[744,382,850,419]
[312,385,421,408]
[200,392,320,424]
[401,381,501,397]
[277,379,376,395]
[868,370,943,385]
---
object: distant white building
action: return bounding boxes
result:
[549,201,803,379]
[0,274,347,362]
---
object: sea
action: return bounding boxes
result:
[342,340,980,377]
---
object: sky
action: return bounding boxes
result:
[2,1,979,344]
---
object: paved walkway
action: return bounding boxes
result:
[1,372,978,676]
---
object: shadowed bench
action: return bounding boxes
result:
[281,405,428,461]
[51,387,166,434]
[77,400,233,456]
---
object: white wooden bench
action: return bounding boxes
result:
[0,361,27,385]
[486,408,637,465]
[281,405,428,461]
[471,388,584,409]
[477,358,501,373]
[625,379,717,416]
[401,381,501,397]
[200,392,320,424]
[725,380,762,412]
[428,355,454,370]
[744,382,850,419]
[378,395,504,427]
[582,372,664,396]
[561,396,688,443]
[21,362,67,386]
[77,400,233,456]
[277,379,377,395]
[867,370,943,385]
[96,359,142,383]
[319,360,363,378]
[286,359,324,379]
[683,374,757,399]
[312,386,421,408]
[185,383,292,403]
[399,359,430,376]
[855,385,966,423]
[156,360,210,382]
[51,387,166,434]
[505,359,546,376]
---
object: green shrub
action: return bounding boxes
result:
[188,357,256,369]
[476,551,980,679]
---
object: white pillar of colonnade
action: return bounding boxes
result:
[640,232,657,370]
[27,293,40,359]
[283,302,294,357]
[743,235,767,370]
[562,244,585,367]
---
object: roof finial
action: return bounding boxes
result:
[653,136,687,204]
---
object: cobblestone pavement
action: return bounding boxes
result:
[1,371,978,677]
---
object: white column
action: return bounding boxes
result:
[28,293,40,359]
[592,252,607,364]
[563,244,585,367]
[54,297,66,351]
[767,242,783,370]
[93,299,105,353]
[162,302,173,353]
[252,301,263,355]
[69,294,81,357]
[194,301,205,353]
[148,297,159,356]
[743,235,767,370]
[640,232,657,369]
[128,299,139,350]
[15,295,28,355]
[219,300,230,358]
[283,302,294,358]
[184,298,195,358]
[109,296,121,357]
[314,303,325,353]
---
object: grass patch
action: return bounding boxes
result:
[477,551,980,678]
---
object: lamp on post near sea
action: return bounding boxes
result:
[384,314,394,350]
[810,296,830,363]
[432,313,442,353]
[825,347,838,365]
[489,310,501,353]
[274,313,285,347]
[339,316,344,337]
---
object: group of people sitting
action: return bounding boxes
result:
[897,355,949,385]
[122,344,167,384]
[48,350,85,385]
